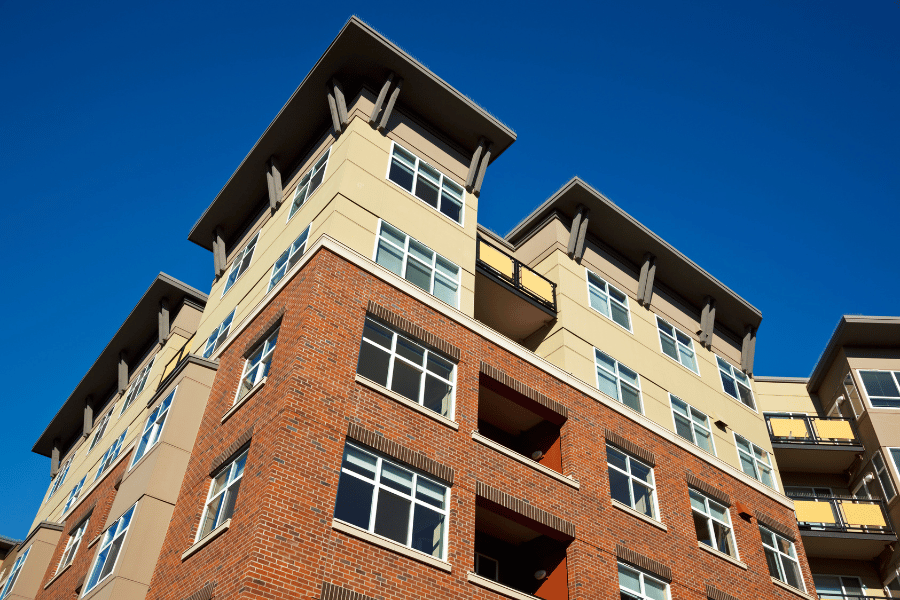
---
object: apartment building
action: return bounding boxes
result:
[1,14,896,600]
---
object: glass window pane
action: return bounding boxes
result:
[695,429,713,453]
[423,375,452,417]
[712,521,734,556]
[405,259,432,292]
[737,384,755,408]
[861,371,900,397]
[721,373,738,398]
[373,490,411,544]
[608,467,632,506]
[408,240,433,264]
[597,369,619,401]
[380,223,406,247]
[414,173,439,208]
[376,240,404,276]
[433,277,458,307]
[739,453,758,479]
[679,345,698,371]
[618,364,639,386]
[415,478,445,509]
[390,361,422,401]
[335,472,374,529]
[389,157,415,191]
[611,303,631,329]
[630,461,652,485]
[220,479,242,522]
[674,413,694,442]
[621,384,642,413]
[632,482,654,517]
[781,557,803,589]
[618,564,641,593]
[357,343,391,387]
[411,504,444,558]
[645,579,667,600]
[595,350,616,373]
[660,334,679,360]
[589,287,611,317]
[439,190,462,222]
[343,446,377,478]
[607,446,628,471]
[362,320,392,348]
[763,547,782,579]
[396,338,425,365]
[380,463,413,495]
[694,512,713,546]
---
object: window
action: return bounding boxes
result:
[0,548,29,600]
[120,357,154,415]
[387,143,464,224]
[375,222,460,308]
[587,271,631,331]
[334,442,448,559]
[474,553,499,581]
[62,475,87,514]
[859,370,900,408]
[268,225,310,291]
[84,503,136,594]
[56,518,89,575]
[130,389,174,467]
[198,448,248,540]
[595,349,642,413]
[48,458,71,499]
[872,451,897,501]
[203,309,235,358]
[690,489,737,557]
[717,356,756,409]
[87,406,115,454]
[236,328,278,402]
[759,525,804,590]
[670,395,714,454]
[357,318,456,419]
[607,444,657,519]
[814,575,865,599]
[618,562,668,600]
[892,448,900,483]
[94,429,127,482]
[734,434,775,489]
[288,150,329,219]
[222,232,259,296]
[657,318,698,373]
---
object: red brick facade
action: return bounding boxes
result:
[145,248,812,600]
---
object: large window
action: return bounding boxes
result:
[595,349,642,413]
[375,222,460,308]
[690,489,736,557]
[872,451,897,501]
[387,143,465,224]
[84,503,136,594]
[813,575,865,600]
[48,458,71,499]
[268,225,310,291]
[618,562,668,600]
[56,518,89,575]
[203,309,235,358]
[357,318,456,419]
[607,444,657,519]
[131,389,175,467]
[587,271,631,331]
[717,356,756,409]
[334,442,448,559]
[87,405,115,454]
[62,475,87,514]
[760,525,804,590]
[288,150,329,219]
[657,317,698,373]
[0,548,29,600]
[222,233,259,296]
[236,328,278,402]
[859,370,900,408]
[735,434,775,489]
[670,395,715,455]
[120,357,154,415]
[198,448,248,540]
[94,429,127,482]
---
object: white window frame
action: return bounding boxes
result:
[83,503,137,595]
[235,328,279,404]
[56,518,90,575]
[87,404,116,454]
[474,552,499,581]
[716,355,757,411]
[287,149,330,221]
[759,525,805,591]
[607,443,659,519]
[62,475,87,515]
[585,269,633,332]
[130,388,175,468]
[872,450,897,501]
[857,369,900,409]
[48,457,72,499]
[196,448,248,542]
[120,357,154,416]
[689,488,738,558]
[94,429,127,482]
[373,220,461,309]
[385,142,466,226]
[656,317,699,374]
[618,561,670,600]
[203,309,236,358]
[734,433,777,490]
[0,548,29,600]
[670,395,716,455]
[812,574,867,600]
[594,348,643,413]
[221,232,259,297]
[268,224,311,292]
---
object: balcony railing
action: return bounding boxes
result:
[476,237,557,312]
[817,596,889,600]
[765,415,861,446]
[160,334,195,382]
[791,495,893,535]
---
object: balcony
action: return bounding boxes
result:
[791,495,896,559]
[475,237,557,342]
[765,415,864,473]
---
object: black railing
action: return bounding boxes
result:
[476,237,557,312]
[789,494,893,535]
[764,414,861,446]
[817,596,892,600]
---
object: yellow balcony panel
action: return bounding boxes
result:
[770,418,811,439]
[478,241,515,280]
[792,495,895,560]
[812,419,855,440]
[840,502,887,528]
[520,268,555,307]
[795,501,837,524]
[766,415,863,473]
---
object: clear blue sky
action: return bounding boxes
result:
[1,1,897,538]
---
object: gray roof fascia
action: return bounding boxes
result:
[807,315,900,394]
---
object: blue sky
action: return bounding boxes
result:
[0,1,897,537]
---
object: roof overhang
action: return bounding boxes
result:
[506,178,762,338]
[808,315,900,394]
[32,274,207,457]
[0,535,20,559]
[187,16,516,251]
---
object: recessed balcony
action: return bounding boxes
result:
[790,495,896,559]
[764,415,864,473]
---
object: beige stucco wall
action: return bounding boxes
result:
[756,380,818,415]
[4,525,60,600]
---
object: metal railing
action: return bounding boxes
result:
[789,494,893,535]
[765,415,861,446]
[817,596,892,600]
[476,237,557,312]
[159,334,195,383]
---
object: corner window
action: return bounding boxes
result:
[858,370,900,408]
[84,503,136,594]
[690,489,736,557]
[0,548,29,600]
[87,405,115,454]
[57,518,90,575]
[288,149,329,219]
[334,442,449,559]
[198,448,248,540]
[587,271,632,331]
[735,434,775,489]
[595,349,642,413]
[375,221,460,308]
[872,451,897,501]
[94,429,127,482]
[268,225,310,291]
[236,328,278,402]
[63,475,87,514]
[607,444,657,519]
[222,232,259,296]
[759,526,804,591]
[131,389,175,467]
[813,575,865,600]
[387,143,464,224]
[203,309,235,358]
[670,395,715,454]
[717,356,756,409]
[48,458,72,499]
[357,318,456,419]
[120,357,154,415]
[657,318,698,373]
[618,562,668,600]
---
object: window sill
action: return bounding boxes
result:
[355,374,459,430]
[771,577,813,600]
[87,532,101,549]
[472,431,579,489]
[221,377,267,424]
[181,519,231,561]
[611,499,667,531]
[467,572,540,600]
[43,563,71,589]
[697,541,747,569]
[331,519,452,572]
